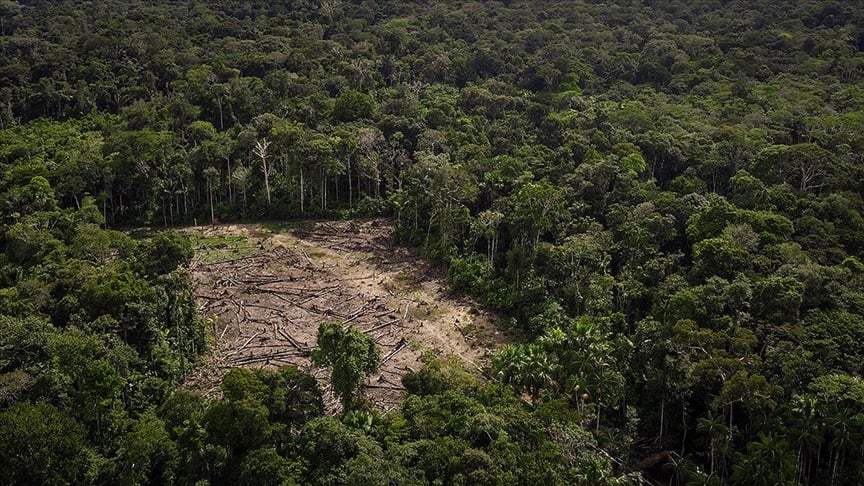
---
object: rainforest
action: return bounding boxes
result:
[1,1,863,484]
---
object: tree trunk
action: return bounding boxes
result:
[208,180,215,224]
[263,162,271,206]
[226,157,233,204]
[216,96,224,130]
[681,403,687,455]
[660,395,665,441]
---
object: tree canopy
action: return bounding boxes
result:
[1,0,863,483]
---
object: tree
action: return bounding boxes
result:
[253,138,272,206]
[697,412,729,478]
[203,398,270,456]
[203,166,219,224]
[221,366,323,428]
[231,164,251,216]
[508,181,567,247]
[298,415,380,475]
[548,229,613,315]
[312,322,380,409]
[238,448,302,486]
[139,230,193,276]
[474,209,504,263]
[333,90,376,123]
[7,175,59,215]
[731,433,797,486]
[113,412,179,485]
[749,143,844,193]
[0,402,91,485]
[691,237,751,281]
[404,151,478,250]
[492,343,558,401]
[356,126,386,200]
[789,394,822,484]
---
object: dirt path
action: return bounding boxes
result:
[181,219,509,411]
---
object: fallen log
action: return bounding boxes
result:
[365,384,405,391]
[206,253,266,266]
[226,350,305,367]
[277,327,309,351]
[238,331,262,353]
[381,338,408,365]
[301,250,314,267]
[363,316,403,334]
[341,297,379,325]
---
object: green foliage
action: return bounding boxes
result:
[138,230,193,276]
[203,398,271,454]
[333,90,377,123]
[0,402,91,485]
[493,343,557,400]
[402,355,480,397]
[113,412,178,485]
[692,237,751,280]
[238,448,302,486]
[0,0,863,483]
[619,152,647,174]
[221,366,323,427]
[312,322,381,409]
[749,143,845,192]
[6,176,59,215]
[448,254,493,294]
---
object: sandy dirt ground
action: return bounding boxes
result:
[180,219,509,412]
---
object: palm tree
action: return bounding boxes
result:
[543,318,623,428]
[731,433,796,486]
[664,453,708,486]
[789,394,822,484]
[826,404,856,485]
[492,344,558,402]
[697,412,728,477]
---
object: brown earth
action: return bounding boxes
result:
[180,219,510,412]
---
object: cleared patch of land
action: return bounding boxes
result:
[181,219,509,411]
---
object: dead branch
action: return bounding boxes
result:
[238,331,262,353]
[206,253,266,266]
[244,302,285,314]
[343,297,379,325]
[381,338,408,365]
[363,318,400,334]
[301,250,314,267]
[219,319,232,340]
[277,327,309,351]
[366,384,405,391]
[226,350,305,367]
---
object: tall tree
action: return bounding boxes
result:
[311,322,380,409]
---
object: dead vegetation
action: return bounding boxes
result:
[181,219,509,411]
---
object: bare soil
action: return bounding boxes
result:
[181,219,509,411]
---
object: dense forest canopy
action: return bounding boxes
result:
[1,0,863,484]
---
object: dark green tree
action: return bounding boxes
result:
[312,322,381,409]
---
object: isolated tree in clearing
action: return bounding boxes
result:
[312,321,381,409]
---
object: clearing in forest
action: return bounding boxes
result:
[181,219,508,411]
